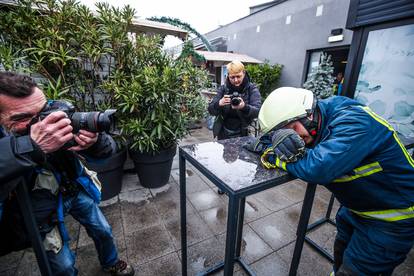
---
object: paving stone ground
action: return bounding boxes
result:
[1,123,413,275]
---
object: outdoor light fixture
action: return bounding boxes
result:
[331,28,343,36]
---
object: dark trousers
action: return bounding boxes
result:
[334,207,414,275]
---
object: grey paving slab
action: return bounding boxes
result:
[125,224,175,266]
[136,252,181,276]
[14,250,40,276]
[150,183,196,221]
[171,168,211,194]
[120,201,162,235]
[0,250,24,273]
[217,225,273,265]
[249,211,297,251]
[99,195,119,207]
[199,204,228,235]
[306,223,336,257]
[394,247,414,276]
[119,172,143,193]
[187,188,224,212]
[278,242,333,276]
[76,243,128,276]
[164,212,215,250]
[179,237,225,276]
[250,251,289,276]
[119,188,152,205]
[251,187,296,212]
[243,196,273,223]
[274,180,307,203]
[0,269,16,276]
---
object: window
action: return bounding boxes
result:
[353,23,414,144]
[316,5,323,17]
[286,15,291,25]
[256,25,260,33]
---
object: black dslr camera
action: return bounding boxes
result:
[36,100,116,133]
[31,100,117,148]
[230,92,241,106]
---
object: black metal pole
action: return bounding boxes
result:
[325,194,335,219]
[235,197,246,257]
[223,195,240,276]
[15,179,53,276]
[288,182,317,276]
[179,153,188,276]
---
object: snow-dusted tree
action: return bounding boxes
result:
[303,52,335,99]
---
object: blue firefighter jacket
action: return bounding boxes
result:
[285,96,414,221]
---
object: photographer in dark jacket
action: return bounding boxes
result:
[0,72,134,276]
[208,60,262,140]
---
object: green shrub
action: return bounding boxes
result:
[0,0,134,110]
[0,0,210,152]
[103,35,209,152]
[245,62,283,99]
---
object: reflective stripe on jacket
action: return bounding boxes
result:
[286,96,414,221]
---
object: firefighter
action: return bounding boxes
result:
[258,87,414,275]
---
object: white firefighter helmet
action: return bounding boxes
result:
[258,87,315,133]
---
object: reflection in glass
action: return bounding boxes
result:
[354,24,414,144]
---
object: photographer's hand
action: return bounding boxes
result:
[231,98,245,110]
[219,95,231,106]
[30,111,73,153]
[68,130,98,151]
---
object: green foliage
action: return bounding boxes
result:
[0,0,209,152]
[148,16,214,51]
[303,52,334,99]
[104,35,209,153]
[245,62,283,99]
[0,0,135,110]
[179,41,205,62]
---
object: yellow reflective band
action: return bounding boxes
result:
[260,148,287,170]
[351,205,414,222]
[333,161,383,183]
[281,160,287,170]
[261,148,277,169]
[361,106,414,168]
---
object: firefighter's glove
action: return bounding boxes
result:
[242,133,272,155]
[271,129,305,162]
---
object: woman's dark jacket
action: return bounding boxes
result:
[208,73,262,139]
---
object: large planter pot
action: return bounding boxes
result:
[129,145,177,188]
[86,149,127,201]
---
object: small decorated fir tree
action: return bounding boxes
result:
[303,52,335,99]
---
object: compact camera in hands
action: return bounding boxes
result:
[230,92,242,106]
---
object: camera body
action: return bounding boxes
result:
[230,92,241,106]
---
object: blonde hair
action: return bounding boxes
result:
[226,60,245,75]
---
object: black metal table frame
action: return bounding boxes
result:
[15,178,53,276]
[179,148,327,276]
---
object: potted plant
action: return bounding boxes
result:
[105,35,208,188]
[0,0,135,199]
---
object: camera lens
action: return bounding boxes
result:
[231,97,241,106]
[70,109,116,133]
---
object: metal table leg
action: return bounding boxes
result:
[223,195,241,276]
[288,182,317,276]
[16,179,53,276]
[304,193,336,263]
[235,197,245,258]
[179,153,188,276]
